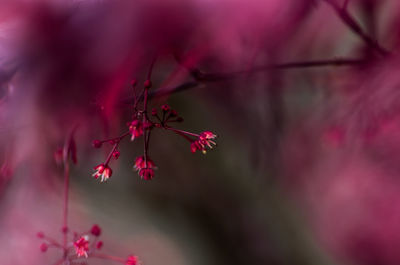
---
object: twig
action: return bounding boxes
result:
[130,58,364,100]
[324,0,389,56]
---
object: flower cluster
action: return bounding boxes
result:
[40,141,141,265]
[92,78,218,182]
[38,224,103,258]
[38,224,139,264]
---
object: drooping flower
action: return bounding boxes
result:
[126,255,139,265]
[129,119,144,141]
[139,168,155,180]
[92,164,112,182]
[134,156,156,180]
[74,236,89,258]
[134,156,155,170]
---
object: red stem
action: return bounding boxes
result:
[100,131,130,144]
[104,142,118,166]
[164,126,200,138]
[62,137,70,255]
[61,125,79,258]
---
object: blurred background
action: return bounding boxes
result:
[2,0,400,264]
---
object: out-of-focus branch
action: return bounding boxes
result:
[149,81,200,98]
[182,58,366,82]
[324,0,390,56]
[343,0,351,9]
[131,57,364,100]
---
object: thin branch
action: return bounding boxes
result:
[188,58,366,81]
[324,0,389,56]
[149,81,200,98]
[133,57,363,99]
[121,57,365,103]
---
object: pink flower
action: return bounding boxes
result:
[134,156,155,170]
[191,131,217,154]
[126,255,139,265]
[134,156,156,180]
[199,131,217,148]
[74,236,89,258]
[92,164,112,182]
[129,120,144,141]
[139,168,155,180]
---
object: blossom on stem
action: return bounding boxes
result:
[134,156,156,180]
[129,119,144,141]
[139,168,154,180]
[74,236,89,258]
[92,164,112,182]
[191,131,217,154]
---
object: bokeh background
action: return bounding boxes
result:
[2,0,400,264]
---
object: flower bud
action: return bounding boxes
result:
[92,140,102,148]
[112,150,120,160]
[96,241,103,249]
[40,243,48,252]
[161,104,170,112]
[144,80,152,89]
[91,224,102,237]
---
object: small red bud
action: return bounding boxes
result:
[61,226,69,234]
[144,80,152,89]
[40,243,48,252]
[91,224,102,236]
[92,140,102,148]
[151,108,157,116]
[161,104,170,112]
[131,79,137,87]
[96,241,103,249]
[112,150,120,159]
[170,110,178,117]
